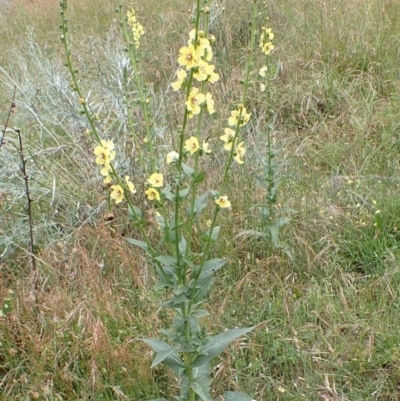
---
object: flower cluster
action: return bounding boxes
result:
[220,104,250,164]
[183,137,211,156]
[93,140,136,204]
[127,7,145,49]
[145,172,163,201]
[258,66,268,92]
[172,29,219,118]
[94,139,116,183]
[260,26,274,56]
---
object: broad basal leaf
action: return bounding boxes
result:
[125,237,148,251]
[142,338,184,374]
[199,326,255,360]
[214,392,255,401]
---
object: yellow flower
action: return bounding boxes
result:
[127,8,145,48]
[147,173,163,187]
[205,92,215,114]
[260,27,274,56]
[193,60,213,82]
[100,163,112,177]
[220,128,236,151]
[206,66,219,83]
[166,151,179,164]
[94,146,110,166]
[145,188,160,201]
[234,142,246,164]
[185,88,206,116]
[204,49,213,62]
[261,42,275,55]
[178,44,199,70]
[188,29,211,59]
[261,27,274,41]
[125,176,136,193]
[259,66,268,77]
[171,69,187,91]
[194,60,216,82]
[104,175,112,184]
[228,105,251,127]
[94,139,116,166]
[215,196,231,209]
[110,185,124,204]
[260,83,266,92]
[202,141,212,154]
[102,139,116,158]
[185,136,200,155]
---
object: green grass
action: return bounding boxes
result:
[1,0,400,400]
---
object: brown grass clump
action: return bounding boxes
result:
[0,225,168,399]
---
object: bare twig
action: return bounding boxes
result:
[0,85,17,149]
[15,127,38,291]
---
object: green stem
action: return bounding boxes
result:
[121,11,156,172]
[220,1,258,193]
[60,2,100,145]
[178,2,203,400]
[266,55,274,219]
[123,78,148,177]
[173,0,202,285]
[59,1,175,285]
[187,205,219,311]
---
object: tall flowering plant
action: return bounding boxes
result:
[59,0,273,399]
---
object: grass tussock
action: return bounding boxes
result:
[1,0,400,399]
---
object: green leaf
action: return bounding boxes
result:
[151,347,180,368]
[2,300,12,314]
[125,237,148,251]
[193,170,206,185]
[179,235,187,254]
[162,185,175,201]
[187,190,209,216]
[153,281,170,290]
[210,226,220,241]
[234,230,266,240]
[162,292,190,308]
[146,399,170,401]
[214,392,255,401]
[155,255,177,266]
[179,187,190,199]
[199,326,255,360]
[190,382,208,401]
[182,163,194,176]
[268,224,279,246]
[193,258,226,288]
[273,59,282,79]
[128,204,143,219]
[274,216,291,228]
[155,263,176,286]
[142,338,184,374]
[191,309,210,318]
[192,277,213,302]
[202,258,226,276]
[142,338,172,353]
